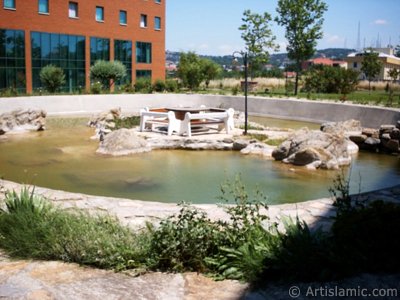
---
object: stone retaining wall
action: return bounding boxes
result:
[1,94,399,128]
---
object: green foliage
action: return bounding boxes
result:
[239,10,279,78]
[90,81,103,94]
[303,65,359,98]
[90,60,127,90]
[134,78,153,93]
[328,171,352,215]
[113,116,141,130]
[152,79,166,92]
[177,52,221,90]
[261,218,332,282]
[201,59,221,88]
[361,49,383,91]
[275,0,328,95]
[39,65,66,93]
[0,188,149,270]
[165,79,179,92]
[148,203,222,272]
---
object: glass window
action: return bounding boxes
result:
[120,10,127,25]
[115,39,132,85]
[154,17,161,30]
[136,70,151,79]
[3,0,15,9]
[68,2,78,18]
[155,0,161,3]
[96,6,104,22]
[0,28,25,93]
[38,0,48,13]
[90,37,109,64]
[30,31,86,92]
[136,42,151,64]
[140,14,147,28]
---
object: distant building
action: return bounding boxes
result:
[302,58,347,70]
[344,48,400,81]
[0,0,166,93]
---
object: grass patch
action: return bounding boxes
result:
[264,138,285,146]
[246,133,269,142]
[0,188,149,270]
[113,116,141,130]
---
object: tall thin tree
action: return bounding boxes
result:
[275,0,328,95]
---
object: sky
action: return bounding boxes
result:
[166,0,400,56]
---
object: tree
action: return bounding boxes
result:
[39,65,66,93]
[201,59,221,88]
[239,10,279,79]
[90,60,127,90]
[360,49,382,92]
[303,65,359,100]
[177,52,220,90]
[275,0,328,95]
[387,68,400,106]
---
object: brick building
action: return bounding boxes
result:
[0,0,165,93]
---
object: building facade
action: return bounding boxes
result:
[0,0,165,93]
[345,48,400,81]
[301,57,347,71]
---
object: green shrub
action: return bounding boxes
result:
[165,79,179,92]
[0,188,149,270]
[40,65,66,93]
[113,116,141,130]
[90,60,127,90]
[152,79,166,92]
[134,78,152,93]
[148,203,222,272]
[90,81,103,94]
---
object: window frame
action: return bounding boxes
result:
[38,0,49,14]
[68,2,78,19]
[140,14,147,28]
[95,6,104,22]
[155,0,161,4]
[119,10,127,25]
[154,16,161,30]
[3,0,16,10]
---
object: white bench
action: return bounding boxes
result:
[139,107,181,136]
[180,108,235,137]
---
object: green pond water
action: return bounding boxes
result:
[0,117,399,204]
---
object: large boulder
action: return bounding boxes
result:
[272,129,355,170]
[0,109,46,135]
[320,119,362,135]
[96,128,151,156]
[88,108,122,140]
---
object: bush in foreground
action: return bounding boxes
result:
[0,188,149,270]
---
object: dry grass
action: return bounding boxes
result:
[207,78,286,90]
[357,80,400,91]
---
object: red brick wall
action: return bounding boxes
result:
[0,0,165,93]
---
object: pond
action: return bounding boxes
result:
[0,117,399,204]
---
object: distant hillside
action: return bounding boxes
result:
[166,48,355,67]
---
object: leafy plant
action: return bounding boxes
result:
[134,78,153,93]
[152,79,166,92]
[113,116,141,130]
[165,79,179,92]
[90,60,127,90]
[40,65,66,93]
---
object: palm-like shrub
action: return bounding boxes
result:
[39,65,66,93]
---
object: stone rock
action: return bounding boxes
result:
[96,128,151,156]
[381,133,391,140]
[379,125,396,134]
[385,139,400,152]
[362,128,379,138]
[240,142,275,158]
[364,137,381,146]
[88,108,123,140]
[321,119,362,134]
[397,120,400,129]
[390,128,400,140]
[0,109,46,135]
[272,128,354,170]
[349,134,367,144]
[232,139,249,150]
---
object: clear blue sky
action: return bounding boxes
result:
[166,0,400,55]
